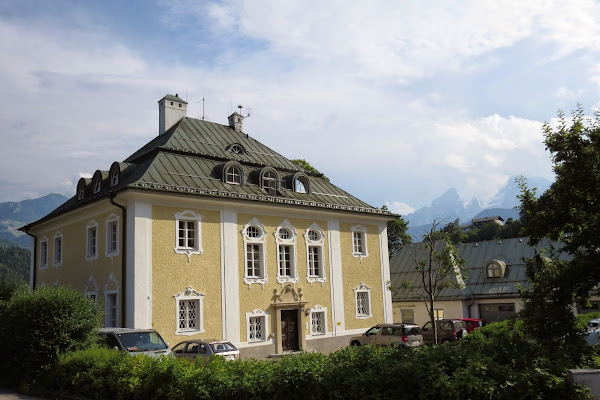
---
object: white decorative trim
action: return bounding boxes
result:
[327,218,345,334]
[242,217,268,287]
[84,276,98,300]
[174,210,203,262]
[221,209,240,343]
[354,282,372,319]
[379,224,393,323]
[309,305,328,336]
[104,273,119,327]
[275,219,298,286]
[85,220,99,261]
[246,309,269,343]
[351,225,368,261]
[105,213,120,258]
[39,236,48,270]
[304,222,326,286]
[52,231,63,267]
[174,286,205,335]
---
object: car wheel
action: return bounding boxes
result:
[350,341,361,346]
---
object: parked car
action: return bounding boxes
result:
[349,323,423,347]
[587,318,600,331]
[460,318,487,333]
[421,319,468,344]
[98,328,171,356]
[172,339,240,361]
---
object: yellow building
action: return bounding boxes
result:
[21,94,394,357]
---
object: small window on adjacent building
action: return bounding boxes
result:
[53,232,63,267]
[86,220,98,260]
[351,225,368,259]
[310,305,327,336]
[401,309,415,324]
[225,165,242,184]
[485,260,506,278]
[106,214,119,257]
[175,287,205,335]
[434,309,444,320]
[104,273,119,327]
[174,211,203,261]
[305,223,326,285]
[246,309,269,343]
[40,237,48,269]
[354,282,372,319]
[243,218,267,287]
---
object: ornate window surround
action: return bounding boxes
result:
[354,282,372,319]
[174,286,205,335]
[53,231,63,267]
[104,273,119,327]
[309,304,328,336]
[174,210,203,262]
[84,276,98,301]
[275,219,298,285]
[351,225,368,260]
[304,222,326,285]
[242,217,268,287]
[105,213,120,258]
[39,236,48,269]
[86,220,99,261]
[246,308,269,344]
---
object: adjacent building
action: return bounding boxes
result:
[20,94,394,358]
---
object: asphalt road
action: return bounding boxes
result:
[0,389,45,399]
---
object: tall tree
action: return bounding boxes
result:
[519,105,600,343]
[291,159,330,182]
[381,205,411,257]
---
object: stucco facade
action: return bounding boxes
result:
[22,94,394,358]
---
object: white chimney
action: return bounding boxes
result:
[158,94,187,135]
[228,111,244,132]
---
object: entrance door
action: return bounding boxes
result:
[281,309,299,351]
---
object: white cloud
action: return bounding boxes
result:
[384,201,415,216]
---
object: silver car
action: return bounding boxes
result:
[172,339,240,361]
[349,323,423,347]
[98,328,171,357]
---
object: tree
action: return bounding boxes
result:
[518,105,600,344]
[403,219,466,344]
[291,159,330,182]
[441,219,466,243]
[381,205,411,257]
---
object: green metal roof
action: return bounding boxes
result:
[389,237,569,302]
[22,116,391,231]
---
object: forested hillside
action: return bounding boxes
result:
[0,239,30,285]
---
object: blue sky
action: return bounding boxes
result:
[1,0,599,214]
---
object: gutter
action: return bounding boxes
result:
[24,230,37,290]
[109,192,127,328]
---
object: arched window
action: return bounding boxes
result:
[260,168,279,195]
[485,260,506,278]
[110,164,120,187]
[292,172,310,194]
[222,162,244,185]
[77,178,88,200]
[242,217,267,287]
[93,173,102,194]
[228,143,246,154]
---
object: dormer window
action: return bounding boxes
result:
[260,168,279,195]
[93,176,101,194]
[77,179,86,200]
[222,161,244,185]
[292,172,310,194]
[485,260,506,278]
[110,165,119,187]
[229,144,245,154]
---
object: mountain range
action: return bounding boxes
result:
[0,193,68,248]
[404,176,552,239]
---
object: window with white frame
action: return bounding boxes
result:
[225,165,242,184]
[105,214,119,257]
[93,175,102,194]
[174,210,203,261]
[110,165,119,187]
[304,222,326,285]
[77,180,85,200]
[84,276,97,302]
[53,232,63,267]
[174,287,205,335]
[40,237,48,269]
[275,220,297,284]
[261,169,279,195]
[351,225,368,259]
[309,305,327,336]
[242,218,267,287]
[86,220,98,260]
[104,273,119,327]
[246,309,269,343]
[354,282,372,319]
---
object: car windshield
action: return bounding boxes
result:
[210,342,237,353]
[116,332,168,352]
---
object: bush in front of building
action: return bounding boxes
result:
[46,329,598,400]
[0,285,103,389]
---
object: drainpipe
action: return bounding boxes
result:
[109,192,127,328]
[467,295,476,318]
[24,230,37,290]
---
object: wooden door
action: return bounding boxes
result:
[281,309,299,351]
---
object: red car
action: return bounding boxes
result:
[460,318,487,333]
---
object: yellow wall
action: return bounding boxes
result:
[237,214,333,340]
[32,201,123,320]
[339,222,384,331]
[151,205,222,346]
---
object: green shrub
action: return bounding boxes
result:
[575,312,600,331]
[0,285,103,388]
